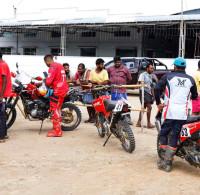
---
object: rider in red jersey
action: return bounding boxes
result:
[44,55,69,137]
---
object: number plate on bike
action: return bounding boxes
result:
[181,126,191,137]
[114,100,124,112]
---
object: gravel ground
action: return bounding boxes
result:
[0,95,200,195]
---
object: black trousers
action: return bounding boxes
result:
[160,119,186,148]
[0,102,7,139]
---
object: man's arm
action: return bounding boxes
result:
[127,69,132,82]
[136,73,143,86]
[79,71,90,85]
[151,87,155,99]
[190,80,198,100]
[0,75,7,103]
[67,71,74,83]
[154,74,167,109]
[72,72,81,85]
[67,76,73,83]
[88,70,97,84]
[100,70,109,85]
[46,66,56,86]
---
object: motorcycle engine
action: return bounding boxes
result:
[25,99,49,120]
[181,140,200,166]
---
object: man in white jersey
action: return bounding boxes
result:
[154,57,198,172]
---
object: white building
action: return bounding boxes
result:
[0,8,200,58]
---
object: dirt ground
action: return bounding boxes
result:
[0,95,200,195]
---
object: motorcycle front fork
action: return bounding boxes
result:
[8,96,27,118]
[198,139,200,148]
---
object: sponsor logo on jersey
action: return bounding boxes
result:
[176,78,186,87]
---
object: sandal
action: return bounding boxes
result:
[4,135,9,139]
[84,119,91,123]
[136,123,141,127]
[0,139,6,143]
[147,124,155,129]
[90,118,96,123]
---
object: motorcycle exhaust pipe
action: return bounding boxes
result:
[155,120,161,133]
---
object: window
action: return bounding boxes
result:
[104,59,137,69]
[0,32,12,38]
[116,49,137,57]
[81,31,96,37]
[147,32,155,39]
[51,48,61,56]
[104,61,114,69]
[146,50,154,58]
[24,32,37,38]
[51,31,61,38]
[0,47,11,55]
[123,60,136,69]
[80,48,96,57]
[23,48,36,55]
[114,31,131,37]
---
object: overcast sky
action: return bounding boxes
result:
[1,0,200,20]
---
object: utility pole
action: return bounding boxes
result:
[60,25,66,56]
[179,0,185,57]
[13,6,17,19]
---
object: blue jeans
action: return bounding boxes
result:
[111,91,127,101]
[111,91,131,123]
[160,119,186,148]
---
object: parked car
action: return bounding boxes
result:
[104,57,173,85]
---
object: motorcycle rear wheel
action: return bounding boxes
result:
[61,103,82,131]
[6,103,17,130]
[118,121,135,153]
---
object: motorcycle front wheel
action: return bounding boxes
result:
[117,121,135,153]
[96,113,106,137]
[6,103,17,130]
[61,103,82,131]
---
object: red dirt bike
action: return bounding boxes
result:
[91,85,135,153]
[155,109,200,167]
[6,63,82,132]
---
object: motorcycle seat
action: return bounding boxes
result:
[185,115,200,124]
[104,100,117,112]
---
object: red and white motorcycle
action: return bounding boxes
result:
[91,85,135,153]
[155,109,200,167]
[6,63,82,132]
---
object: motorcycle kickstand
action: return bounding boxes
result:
[39,120,44,134]
[103,133,112,147]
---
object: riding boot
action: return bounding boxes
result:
[47,119,62,137]
[163,146,177,172]
[157,145,167,169]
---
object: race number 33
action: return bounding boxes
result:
[181,127,191,137]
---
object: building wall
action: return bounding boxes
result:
[0,27,143,57]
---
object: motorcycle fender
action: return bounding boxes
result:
[155,119,161,133]
[180,122,200,142]
[10,92,18,97]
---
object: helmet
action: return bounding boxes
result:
[173,57,186,67]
